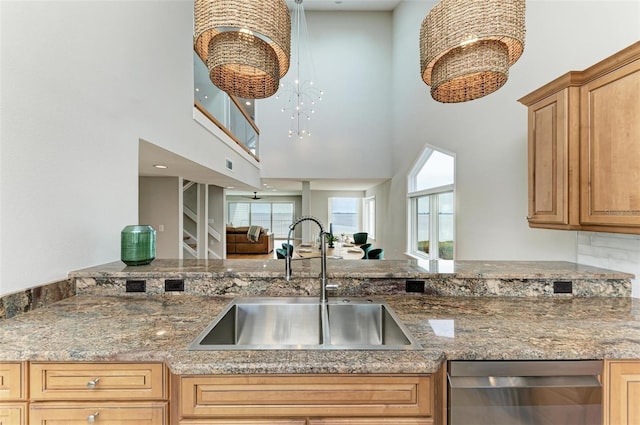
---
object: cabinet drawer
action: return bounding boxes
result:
[30,362,166,401]
[29,401,167,424]
[0,402,27,425]
[180,375,432,418]
[180,420,305,425]
[0,362,26,401]
[309,419,433,425]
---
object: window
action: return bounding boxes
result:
[408,146,455,260]
[328,197,360,235]
[363,196,376,239]
[228,202,294,238]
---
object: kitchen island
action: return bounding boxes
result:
[0,259,637,424]
[1,293,640,373]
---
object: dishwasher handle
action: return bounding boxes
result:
[448,375,602,389]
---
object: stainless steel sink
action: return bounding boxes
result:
[188,297,422,350]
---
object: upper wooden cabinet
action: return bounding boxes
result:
[580,56,640,229]
[519,41,640,234]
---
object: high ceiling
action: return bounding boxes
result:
[140,0,410,196]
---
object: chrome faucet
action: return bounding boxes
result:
[285,216,336,303]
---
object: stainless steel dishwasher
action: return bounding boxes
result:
[448,360,602,425]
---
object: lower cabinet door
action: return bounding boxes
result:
[308,419,433,425]
[29,401,168,424]
[0,402,27,425]
[605,360,640,425]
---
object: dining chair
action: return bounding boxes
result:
[367,248,384,259]
[352,232,368,244]
[360,243,372,259]
[281,243,294,256]
[276,248,287,259]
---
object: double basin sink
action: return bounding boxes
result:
[189,297,422,350]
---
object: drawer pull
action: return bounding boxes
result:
[87,411,99,423]
[87,378,100,389]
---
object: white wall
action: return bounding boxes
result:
[208,185,225,259]
[365,180,391,246]
[384,0,640,260]
[0,1,261,296]
[139,177,180,259]
[258,11,394,180]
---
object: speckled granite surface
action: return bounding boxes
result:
[1,294,639,375]
[0,279,75,320]
[71,259,633,297]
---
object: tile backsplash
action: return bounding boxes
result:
[578,231,640,297]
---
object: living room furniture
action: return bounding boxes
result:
[226,226,274,254]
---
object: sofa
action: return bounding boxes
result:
[226,226,274,254]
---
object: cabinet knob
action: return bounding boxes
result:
[86,378,100,389]
[87,411,99,423]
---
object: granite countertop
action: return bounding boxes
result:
[69,259,634,280]
[2,294,640,375]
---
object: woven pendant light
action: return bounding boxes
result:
[194,0,290,99]
[208,31,280,99]
[420,0,525,103]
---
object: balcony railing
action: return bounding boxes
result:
[193,52,259,160]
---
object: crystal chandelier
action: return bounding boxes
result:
[276,0,323,139]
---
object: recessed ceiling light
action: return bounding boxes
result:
[245,101,252,106]
[227,186,235,189]
[153,164,168,169]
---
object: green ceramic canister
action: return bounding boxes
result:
[121,225,156,266]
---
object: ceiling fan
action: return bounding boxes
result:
[245,191,261,200]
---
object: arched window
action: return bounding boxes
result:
[407,145,455,259]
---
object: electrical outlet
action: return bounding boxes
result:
[553,281,573,294]
[125,280,146,293]
[406,280,425,293]
[165,279,185,292]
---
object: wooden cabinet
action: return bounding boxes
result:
[178,374,432,424]
[521,80,581,228]
[604,359,640,425]
[180,420,306,424]
[28,362,168,425]
[0,403,27,425]
[0,362,27,425]
[29,401,168,424]
[519,41,640,234]
[580,56,640,230]
[308,419,431,424]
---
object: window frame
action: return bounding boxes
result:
[227,201,295,238]
[407,144,455,260]
[363,196,376,239]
